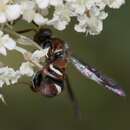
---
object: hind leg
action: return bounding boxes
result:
[65,74,81,119]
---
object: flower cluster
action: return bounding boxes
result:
[0,31,48,86]
[0,30,49,102]
[0,0,125,35]
[0,31,16,56]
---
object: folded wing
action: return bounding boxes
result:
[70,56,125,96]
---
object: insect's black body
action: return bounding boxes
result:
[31,28,125,98]
[32,28,68,97]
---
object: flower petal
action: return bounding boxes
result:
[35,0,50,9]
[32,49,49,62]
[0,12,7,23]
[20,62,34,77]
[0,80,4,88]
[34,13,48,25]
[0,47,7,56]
[3,35,16,50]
[5,4,22,21]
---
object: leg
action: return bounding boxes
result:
[65,74,81,119]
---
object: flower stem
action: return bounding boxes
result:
[2,24,43,70]
[15,46,43,69]
[15,46,27,54]
[3,24,42,50]
[23,52,43,69]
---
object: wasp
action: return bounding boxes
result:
[31,28,68,97]
[17,28,125,117]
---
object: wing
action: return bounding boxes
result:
[70,56,125,96]
[65,74,81,119]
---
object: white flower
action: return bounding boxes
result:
[0,66,21,87]
[35,0,50,9]
[33,13,48,25]
[5,4,22,21]
[35,0,63,9]
[50,0,63,6]
[48,4,71,30]
[103,0,125,8]
[0,0,22,23]
[32,48,49,62]
[48,16,69,30]
[74,5,108,35]
[20,1,36,23]
[0,31,16,56]
[20,1,48,25]
[19,62,34,77]
[11,71,21,84]
[66,0,87,15]
[0,0,125,35]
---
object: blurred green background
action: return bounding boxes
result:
[0,2,130,130]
